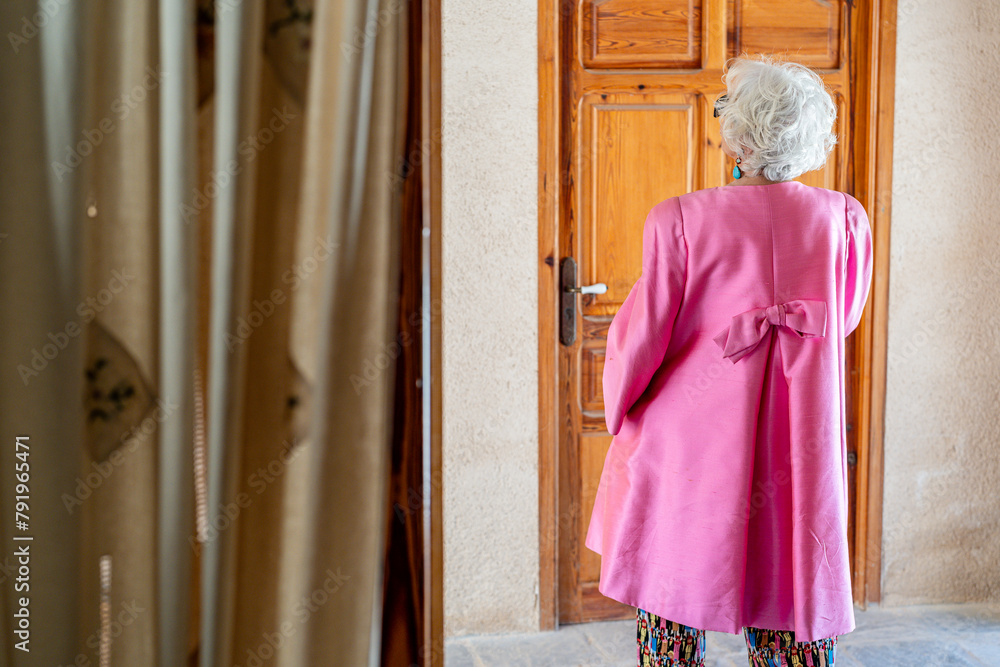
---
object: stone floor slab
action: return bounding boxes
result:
[444,603,1000,666]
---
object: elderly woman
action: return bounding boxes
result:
[585,56,873,667]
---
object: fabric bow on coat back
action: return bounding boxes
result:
[713,299,828,363]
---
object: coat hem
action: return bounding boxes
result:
[592,564,856,643]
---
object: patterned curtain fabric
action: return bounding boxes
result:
[0,0,406,664]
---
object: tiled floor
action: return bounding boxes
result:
[445,603,1000,666]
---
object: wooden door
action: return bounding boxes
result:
[545,0,879,625]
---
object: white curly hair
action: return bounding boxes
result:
[716,56,837,182]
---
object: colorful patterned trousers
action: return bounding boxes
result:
[637,608,838,666]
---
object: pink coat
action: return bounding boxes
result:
[584,181,873,642]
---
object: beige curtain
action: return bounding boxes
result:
[0,0,406,664]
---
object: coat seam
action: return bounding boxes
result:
[674,195,691,322]
[766,187,776,304]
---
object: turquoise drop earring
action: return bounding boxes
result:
[733,156,742,179]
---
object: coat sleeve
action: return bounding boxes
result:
[603,198,687,436]
[844,193,873,336]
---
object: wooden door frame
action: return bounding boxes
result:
[537,0,897,630]
[422,0,444,663]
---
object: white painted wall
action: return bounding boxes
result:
[441,0,1000,638]
[441,0,540,637]
[881,0,1000,605]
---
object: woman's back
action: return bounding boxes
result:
[585,180,872,642]
[675,181,854,339]
[663,180,868,362]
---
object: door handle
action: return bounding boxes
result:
[564,283,608,295]
[560,257,606,345]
